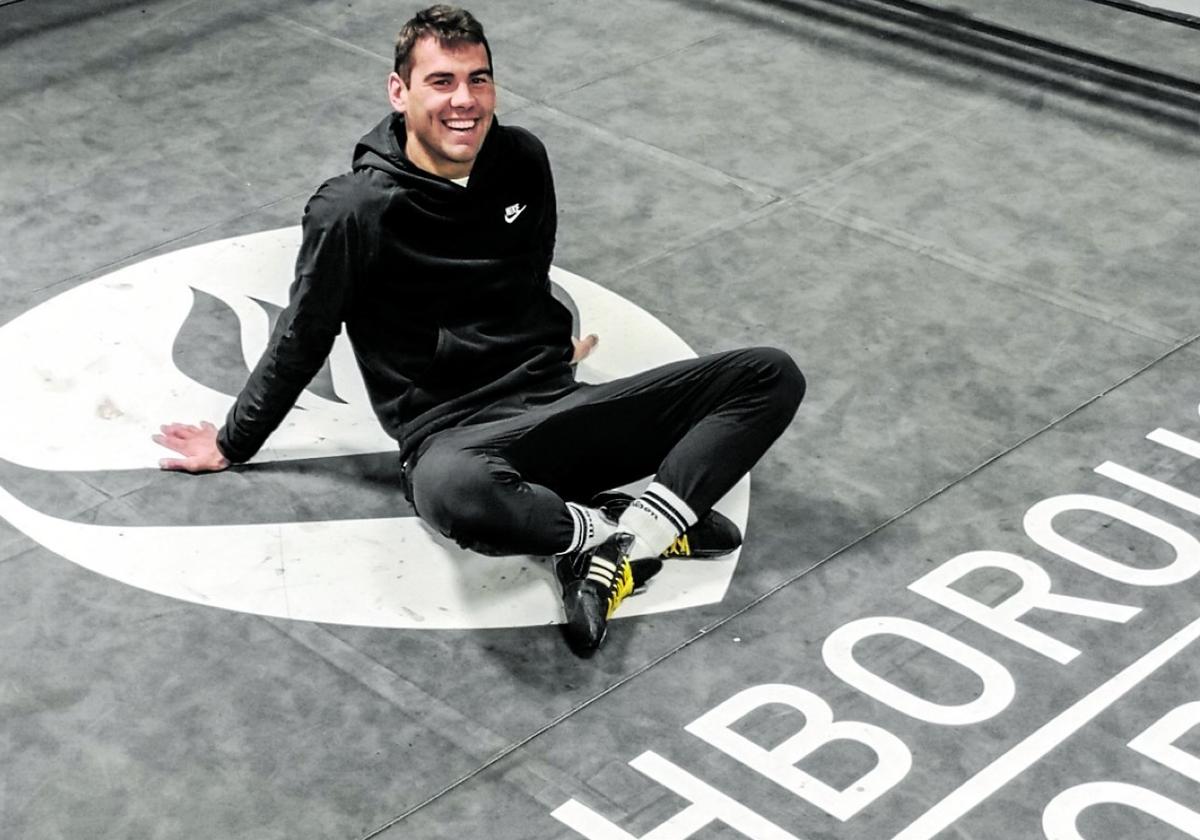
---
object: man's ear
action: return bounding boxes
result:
[387,72,407,113]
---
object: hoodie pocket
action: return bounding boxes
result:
[416,324,491,390]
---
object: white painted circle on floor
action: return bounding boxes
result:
[0,227,748,628]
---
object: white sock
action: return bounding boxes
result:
[558,501,618,555]
[616,481,697,560]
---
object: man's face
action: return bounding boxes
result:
[388,36,495,179]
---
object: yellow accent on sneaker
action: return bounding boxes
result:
[605,559,635,618]
[663,533,691,557]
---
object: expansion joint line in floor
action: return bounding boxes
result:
[789,197,1180,345]
[26,189,312,304]
[263,13,391,65]
[610,99,996,281]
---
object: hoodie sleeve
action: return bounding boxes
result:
[217,180,362,463]
[538,145,557,281]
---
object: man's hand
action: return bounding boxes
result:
[572,333,599,365]
[153,421,231,473]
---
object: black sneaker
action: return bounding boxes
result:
[555,541,662,590]
[558,532,662,655]
[589,491,743,558]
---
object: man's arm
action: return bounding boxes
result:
[155,182,362,472]
[534,138,597,365]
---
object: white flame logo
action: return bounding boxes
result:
[0,227,748,628]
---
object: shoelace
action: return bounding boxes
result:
[606,562,634,617]
[585,554,634,617]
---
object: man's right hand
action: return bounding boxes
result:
[153,421,231,473]
[571,333,599,365]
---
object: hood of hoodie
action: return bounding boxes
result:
[351,112,500,188]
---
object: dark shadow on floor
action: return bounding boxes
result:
[682,0,1200,144]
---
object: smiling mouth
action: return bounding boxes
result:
[444,118,478,133]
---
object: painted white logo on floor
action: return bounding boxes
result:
[0,227,748,629]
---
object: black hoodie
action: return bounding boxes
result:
[217,114,575,463]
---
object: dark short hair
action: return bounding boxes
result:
[393,5,492,83]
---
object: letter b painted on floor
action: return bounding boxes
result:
[685,683,912,820]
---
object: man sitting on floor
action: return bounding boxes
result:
[155,4,805,654]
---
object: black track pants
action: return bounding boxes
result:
[405,346,805,556]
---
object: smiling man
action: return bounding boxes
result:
[391,23,494,179]
[156,5,805,655]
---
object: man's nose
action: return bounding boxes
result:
[450,81,474,108]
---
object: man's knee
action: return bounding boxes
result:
[738,346,806,415]
[409,443,505,538]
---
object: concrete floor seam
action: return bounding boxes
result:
[536,29,732,100]
[0,6,274,105]
[792,104,1002,202]
[790,198,1184,345]
[260,9,731,129]
[78,475,119,504]
[263,619,513,757]
[11,189,313,314]
[265,619,669,819]
[263,12,392,67]
[522,102,781,201]
[614,197,783,281]
[126,0,219,38]
[358,630,724,840]
[261,622,597,840]
[611,97,999,280]
[0,540,36,566]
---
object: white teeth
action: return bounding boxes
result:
[445,120,476,130]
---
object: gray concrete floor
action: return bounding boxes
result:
[3,1,1200,838]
